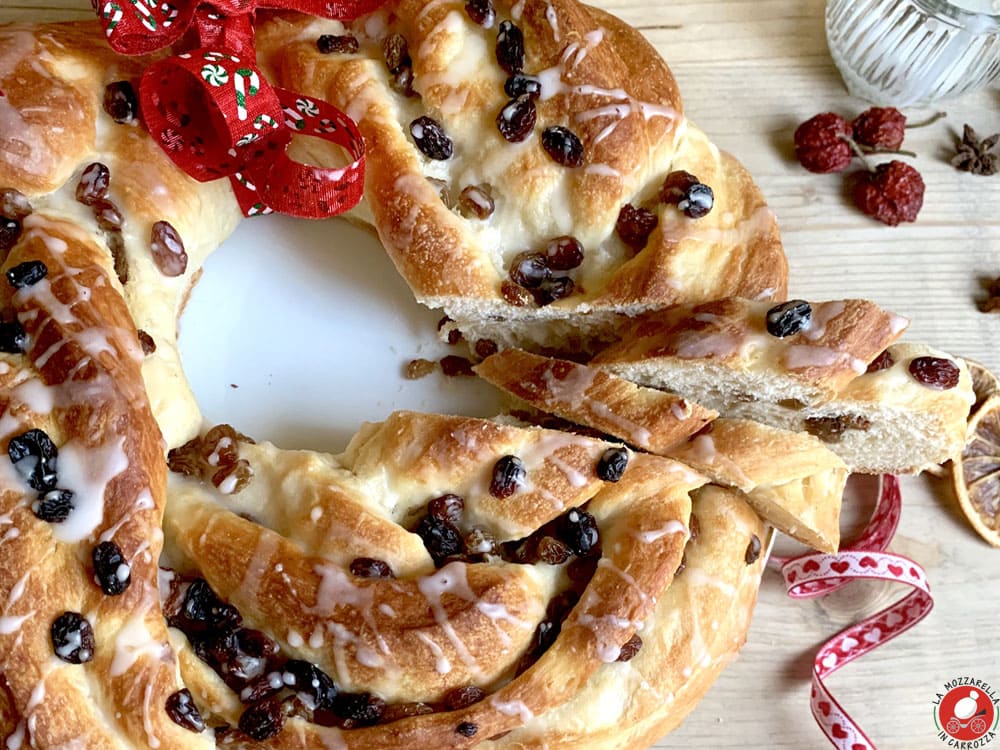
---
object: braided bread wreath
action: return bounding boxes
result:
[0,1,789,748]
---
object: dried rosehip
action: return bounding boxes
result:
[866,350,895,373]
[597,447,629,482]
[415,515,464,564]
[504,74,541,99]
[495,21,525,75]
[660,170,713,218]
[616,204,658,251]
[490,455,526,498]
[560,508,599,556]
[51,611,95,663]
[459,185,494,219]
[6,260,47,289]
[745,534,762,564]
[317,34,359,54]
[166,689,206,733]
[0,217,22,253]
[465,0,495,27]
[92,540,131,596]
[765,299,812,338]
[793,112,853,173]
[509,251,550,288]
[444,685,486,710]
[410,116,454,161]
[541,126,584,167]
[853,160,924,226]
[0,321,26,354]
[76,162,110,206]
[616,633,643,662]
[851,107,906,150]
[542,235,584,271]
[496,95,536,143]
[8,428,58,491]
[239,697,286,740]
[151,220,188,277]
[349,557,394,578]
[103,81,139,123]
[908,356,960,390]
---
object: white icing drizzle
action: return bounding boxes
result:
[415,631,452,674]
[800,300,845,342]
[632,519,687,544]
[51,436,129,544]
[416,563,482,677]
[597,558,647,602]
[110,614,170,677]
[490,695,535,723]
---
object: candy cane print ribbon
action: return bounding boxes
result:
[771,476,934,750]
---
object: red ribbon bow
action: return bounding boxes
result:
[94,0,385,218]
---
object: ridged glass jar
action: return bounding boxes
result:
[825,0,1000,104]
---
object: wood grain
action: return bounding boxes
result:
[3,1,1000,748]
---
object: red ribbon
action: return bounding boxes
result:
[94,0,383,218]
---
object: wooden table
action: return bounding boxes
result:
[3,1,999,748]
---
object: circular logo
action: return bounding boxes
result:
[934,678,999,746]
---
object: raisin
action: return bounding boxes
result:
[31,489,74,523]
[428,178,451,205]
[542,235,584,271]
[500,279,533,306]
[531,276,574,306]
[0,321,27,354]
[908,356,960,390]
[349,557,394,578]
[0,189,31,221]
[415,515,464,565]
[745,534,761,564]
[504,74,541,99]
[138,329,156,355]
[239,672,284,705]
[239,697,286,741]
[383,34,410,74]
[166,689,206,733]
[179,579,242,633]
[51,612,95,664]
[546,590,579,621]
[616,633,643,662]
[597,447,628,482]
[659,170,714,218]
[108,231,129,284]
[103,81,139,123]
[283,660,338,709]
[150,220,188,277]
[516,620,558,674]
[209,629,277,689]
[490,455,526,498]
[92,198,123,232]
[540,126,584,168]
[866,350,894,373]
[212,459,253,494]
[474,339,498,359]
[496,95,536,143]
[428,493,465,525]
[560,509,599,556]
[0,217,22,253]
[765,299,812,338]
[92,540,131,596]
[803,414,871,443]
[509,251,550,288]
[332,692,386,728]
[391,66,417,98]
[536,535,571,564]
[5,260,47,289]
[444,685,486,710]
[440,355,475,376]
[566,553,599,586]
[8,428,58,491]
[405,358,437,379]
[410,116,454,161]
[495,21,525,74]
[465,0,495,27]
[616,204,658,251]
[459,185,495,219]
[76,162,110,206]
[457,722,479,737]
[464,527,498,557]
[317,34,359,54]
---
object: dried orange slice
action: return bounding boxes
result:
[953,393,1000,547]
[965,357,1000,416]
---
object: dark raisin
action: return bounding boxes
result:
[517,620,558,674]
[745,534,762,564]
[765,300,812,338]
[616,204,658,251]
[0,321,27,354]
[332,692,386,728]
[317,34,359,54]
[803,414,871,443]
[6,260,47,289]
[495,21,525,75]
[107,231,129,284]
[546,590,579,620]
[239,672,284,705]
[8,428,58,491]
[617,634,643,662]
[440,355,475,376]
[509,251,550,288]
[0,189,32,221]
[867,350,894,373]
[428,493,465,525]
[209,629,277,688]
[92,198,124,232]
[496,95,536,142]
[474,339,498,359]
[537,536,571,565]
[103,81,139,124]
[457,722,479,737]
[283,660,338,709]
[465,0,495,27]
[92,540,131,596]
[531,276,574,306]
[566,553,599,586]
[444,685,485,711]
[490,455,526,498]
[391,65,417,98]
[560,509,599,556]
[180,579,243,633]
[212,459,253,494]
[239,697,286,741]
[504,74,541,99]
[166,689,205,733]
[500,279,533,306]
[464,527,498,557]
[540,126,584,168]
[597,447,629,482]
[415,515,464,565]
[459,185,495,219]
[137,329,156,355]
[349,557,394,579]
[908,356,960,390]
[383,34,410,74]
[150,220,188,277]
[76,162,110,206]
[542,236,584,271]
[447,327,463,346]
[51,611,95,664]
[410,116,454,161]
[31,489,74,523]
[0,217,22,253]
[660,170,714,218]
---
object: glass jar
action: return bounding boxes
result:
[825,0,1000,105]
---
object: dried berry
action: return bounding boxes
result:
[92,198,124,232]
[616,204,658,251]
[428,493,465,525]
[0,189,32,221]
[542,235,584,271]
[138,329,156,355]
[459,184,495,219]
[8,428,58,491]
[745,534,761,564]
[415,514,464,564]
[166,689,206,733]
[239,672,283,705]
[212,459,253,494]
[444,685,486,710]
[0,217,22,253]
[851,107,906,150]
[465,0,495,27]
[92,540,131,596]
[490,455,526,498]
[560,508,600,556]
[616,633,642,662]
[332,692,386,728]
[509,251,550,288]
[108,231,129,284]
[317,34,359,54]
[596,447,628,482]
[391,66,416,98]
[457,722,479,737]
[0,321,27,354]
[405,358,437,379]
[76,162,110,207]
[541,126,584,167]
[866,350,894,373]
[206,628,278,689]
[536,535,571,565]
[793,112,853,173]
[516,620,558,674]
[504,74,541,99]
[531,276,574,306]
[474,339,498,359]
[464,527,498,557]
[150,220,188,277]
[496,95,536,143]
[495,21,525,75]
[952,124,998,176]
[765,299,812,338]
[5,260,47,289]
[239,697,286,740]
[383,34,410,74]
[179,578,242,633]
[659,170,714,218]
[853,160,924,226]
[51,611,95,664]
[500,279,533,306]
[546,590,579,620]
[349,557,394,578]
[440,355,475,376]
[32,489,74,523]
[103,81,139,124]
[410,116,454,161]
[283,660,338,708]
[803,414,871,443]
[908,356,960,390]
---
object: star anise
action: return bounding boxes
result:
[951,124,998,176]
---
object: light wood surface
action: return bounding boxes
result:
[3,1,1000,748]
